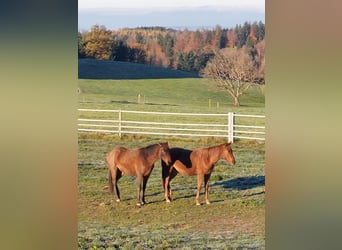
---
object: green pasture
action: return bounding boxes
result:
[79,135,265,249]
[78,72,265,249]
[78,78,265,113]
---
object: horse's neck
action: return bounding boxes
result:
[143,144,159,163]
[208,146,223,164]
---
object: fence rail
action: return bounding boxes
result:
[78,109,265,142]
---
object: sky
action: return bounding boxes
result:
[78,0,265,31]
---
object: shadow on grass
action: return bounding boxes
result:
[146,176,265,203]
[212,175,265,190]
[78,59,200,80]
[109,176,265,205]
[143,187,198,204]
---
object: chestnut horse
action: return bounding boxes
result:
[161,143,235,205]
[106,142,171,206]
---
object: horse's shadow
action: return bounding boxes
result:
[212,175,265,190]
[146,176,265,203]
[117,176,265,205]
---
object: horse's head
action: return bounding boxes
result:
[158,142,172,165]
[223,142,236,165]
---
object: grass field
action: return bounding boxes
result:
[79,78,265,112]
[78,60,265,249]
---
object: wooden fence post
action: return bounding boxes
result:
[228,112,234,143]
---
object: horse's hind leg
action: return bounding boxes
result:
[114,170,122,201]
[109,167,122,202]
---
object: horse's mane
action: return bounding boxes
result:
[141,143,159,156]
[207,143,226,149]
[143,143,158,150]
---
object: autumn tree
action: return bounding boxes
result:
[83,25,114,60]
[78,22,264,74]
[226,29,237,48]
[201,48,259,106]
[254,40,265,81]
[213,25,226,48]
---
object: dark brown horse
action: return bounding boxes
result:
[161,143,235,205]
[106,142,171,206]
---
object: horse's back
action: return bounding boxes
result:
[171,148,192,167]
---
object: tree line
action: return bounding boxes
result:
[78,21,265,77]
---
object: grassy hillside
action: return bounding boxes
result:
[78,59,264,112]
[78,78,265,114]
[78,59,200,79]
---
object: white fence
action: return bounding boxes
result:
[78,109,265,142]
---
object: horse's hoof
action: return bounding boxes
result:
[166,199,171,203]
[206,201,211,205]
[116,199,121,202]
[196,203,201,206]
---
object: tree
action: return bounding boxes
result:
[213,25,225,48]
[78,32,85,58]
[235,22,251,48]
[201,49,259,107]
[83,25,114,60]
[254,40,265,82]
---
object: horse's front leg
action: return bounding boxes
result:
[163,166,177,202]
[167,168,178,201]
[204,173,212,205]
[142,175,150,204]
[162,171,173,203]
[196,174,204,205]
[162,163,171,202]
[136,175,144,206]
[162,175,170,202]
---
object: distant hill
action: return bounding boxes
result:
[78,59,200,79]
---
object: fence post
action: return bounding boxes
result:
[228,112,234,143]
[118,110,122,138]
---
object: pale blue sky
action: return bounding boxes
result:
[78,0,265,31]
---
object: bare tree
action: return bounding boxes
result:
[201,48,259,106]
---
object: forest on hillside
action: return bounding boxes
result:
[78,22,265,79]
